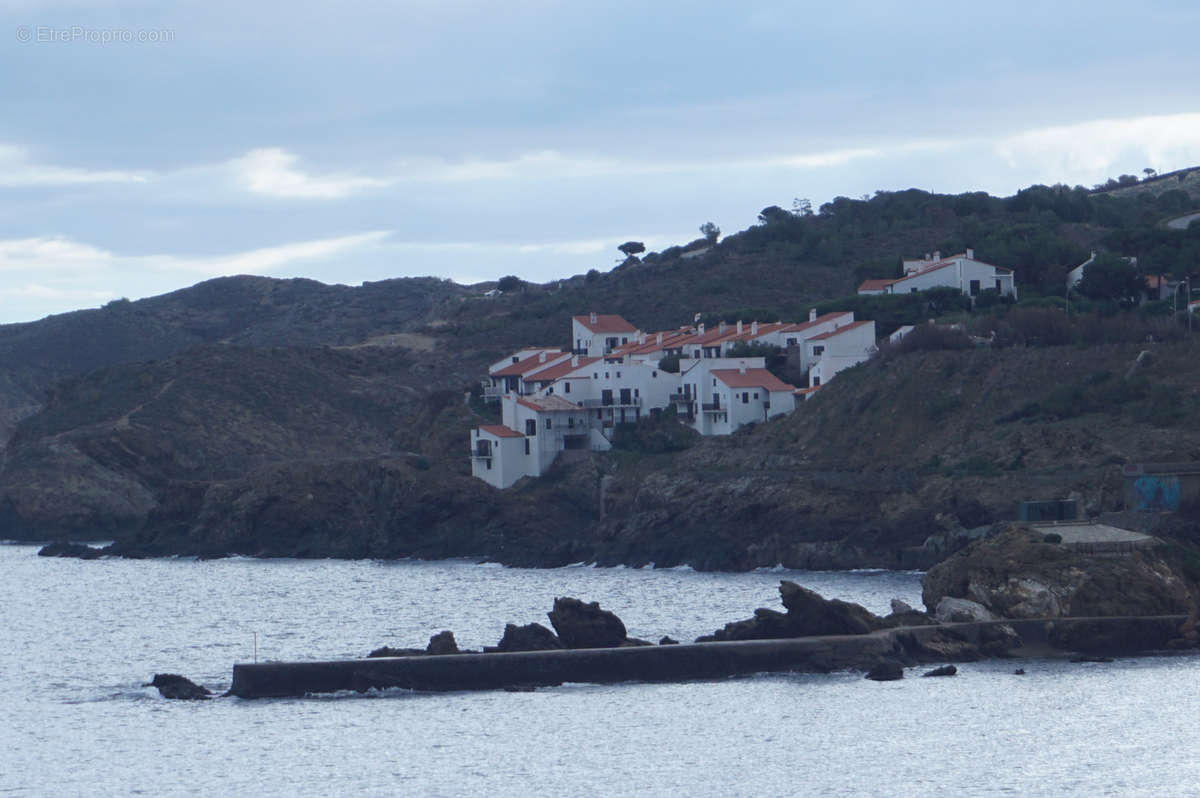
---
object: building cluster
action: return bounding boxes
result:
[472,248,1044,489]
[471,310,875,488]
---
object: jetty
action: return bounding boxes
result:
[228,615,1188,698]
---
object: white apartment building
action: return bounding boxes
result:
[858,249,1017,300]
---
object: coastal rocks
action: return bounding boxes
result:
[922,525,1196,620]
[37,541,103,559]
[697,581,885,642]
[779,581,884,636]
[367,646,424,658]
[497,623,565,652]
[547,597,627,648]
[922,665,957,677]
[368,632,462,658]
[934,597,996,624]
[882,598,938,628]
[865,660,904,681]
[426,631,459,655]
[149,673,211,700]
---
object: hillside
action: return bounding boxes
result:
[4,178,1200,567]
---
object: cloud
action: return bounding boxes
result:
[993,113,1200,182]
[0,231,391,285]
[0,143,148,187]
[227,148,393,199]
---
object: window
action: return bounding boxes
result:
[787,338,797,346]
[693,350,700,358]
[753,392,758,399]
[511,356,519,364]
[634,388,639,398]
[567,417,574,428]
[594,373,598,379]
[487,459,492,469]
[605,372,609,379]
[616,371,621,378]
[564,382,571,394]
[995,279,1002,292]
[547,387,553,394]
[652,371,657,378]
[812,376,821,386]
[742,392,749,404]
[546,418,552,430]
[969,279,980,296]
[712,378,717,386]
[524,439,530,455]
[911,287,918,293]
[813,345,824,356]
[525,419,536,436]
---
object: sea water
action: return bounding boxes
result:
[3,543,1199,797]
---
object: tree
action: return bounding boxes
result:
[792,197,813,216]
[496,275,523,292]
[1076,253,1144,305]
[1144,168,1157,179]
[699,221,720,243]
[757,206,790,225]
[617,241,645,258]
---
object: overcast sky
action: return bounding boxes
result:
[2,0,1199,323]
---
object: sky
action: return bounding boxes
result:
[2,0,1200,324]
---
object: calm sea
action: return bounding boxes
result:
[4,543,1200,797]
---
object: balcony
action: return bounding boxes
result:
[668,392,689,403]
[579,397,642,409]
[701,402,722,413]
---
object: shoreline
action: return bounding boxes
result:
[228,615,1190,699]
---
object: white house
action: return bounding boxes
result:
[675,357,797,435]
[483,348,570,399]
[470,424,531,489]
[806,320,877,390]
[572,313,639,356]
[857,249,1017,300]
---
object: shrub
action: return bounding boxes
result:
[1043,532,1063,544]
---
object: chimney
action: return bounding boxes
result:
[656,332,663,345]
[736,320,743,334]
[809,308,817,322]
[966,248,974,259]
[739,361,747,375]
[924,252,931,261]
[698,323,705,335]
[589,311,597,324]
[719,321,727,334]
[539,352,547,363]
[571,355,578,367]
[933,250,941,261]
[751,321,758,335]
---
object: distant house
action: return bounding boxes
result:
[572,312,639,356]
[857,249,1017,300]
[806,320,877,391]
[1069,251,1181,303]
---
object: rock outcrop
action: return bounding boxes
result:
[547,597,628,648]
[922,525,1196,620]
[37,541,102,559]
[697,580,885,642]
[149,673,211,700]
[496,623,564,652]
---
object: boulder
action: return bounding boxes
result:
[547,597,627,649]
[891,599,917,615]
[922,524,1196,619]
[497,622,564,652]
[935,597,997,624]
[659,636,679,646]
[149,673,211,700]
[921,665,957,677]
[697,581,886,642]
[779,581,884,636]
[426,631,459,655]
[865,660,904,681]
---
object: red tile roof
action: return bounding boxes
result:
[808,320,872,341]
[779,312,853,334]
[491,353,570,377]
[711,368,796,392]
[857,278,897,291]
[574,314,638,333]
[524,356,600,382]
[479,424,524,439]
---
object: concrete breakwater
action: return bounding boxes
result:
[228,615,1188,699]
